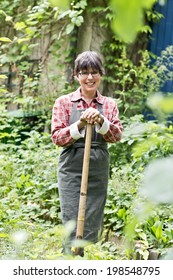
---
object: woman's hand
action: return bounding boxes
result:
[80,108,104,125]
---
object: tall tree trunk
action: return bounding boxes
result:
[77,10,94,53]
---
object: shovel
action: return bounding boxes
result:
[74,123,92,256]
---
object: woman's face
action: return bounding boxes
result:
[77,68,101,96]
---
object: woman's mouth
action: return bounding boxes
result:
[86,82,95,86]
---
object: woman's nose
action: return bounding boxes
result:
[87,73,93,78]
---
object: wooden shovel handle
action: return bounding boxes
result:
[74,123,92,255]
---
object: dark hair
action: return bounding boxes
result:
[74,51,105,76]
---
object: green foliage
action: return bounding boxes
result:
[109,112,173,175]
[97,2,164,119]
[104,169,137,237]
[0,0,89,120]
[0,131,59,225]
[0,223,64,259]
[104,167,173,260]
[0,104,46,144]
[106,104,173,259]
[109,0,157,42]
[146,46,173,121]
[102,42,166,117]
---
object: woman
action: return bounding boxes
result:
[51,51,123,256]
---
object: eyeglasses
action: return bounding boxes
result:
[78,71,100,78]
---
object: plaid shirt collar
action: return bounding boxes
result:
[71,87,104,105]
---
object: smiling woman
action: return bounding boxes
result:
[74,51,104,102]
[51,51,123,256]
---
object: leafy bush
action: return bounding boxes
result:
[104,166,173,260]
[0,131,60,226]
[109,114,173,173]
[106,111,173,259]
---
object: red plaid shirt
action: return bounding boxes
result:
[51,88,123,147]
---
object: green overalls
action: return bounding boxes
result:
[58,100,109,248]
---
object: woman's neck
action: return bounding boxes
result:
[81,91,97,101]
[82,94,95,105]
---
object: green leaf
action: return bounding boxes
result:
[0,233,8,238]
[0,74,7,79]
[58,10,70,20]
[66,23,75,34]
[49,0,70,10]
[148,93,173,113]
[14,21,27,30]
[5,15,13,22]
[17,38,30,44]
[109,0,156,42]
[117,208,126,219]
[141,0,157,9]
[151,221,163,239]
[0,37,12,43]
[76,15,84,26]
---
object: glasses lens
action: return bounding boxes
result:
[79,72,99,77]
[92,72,99,76]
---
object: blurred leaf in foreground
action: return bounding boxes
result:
[109,0,157,42]
[147,93,173,114]
[140,157,173,203]
[10,230,29,245]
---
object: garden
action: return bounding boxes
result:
[1,0,173,260]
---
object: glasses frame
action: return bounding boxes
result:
[78,71,100,78]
